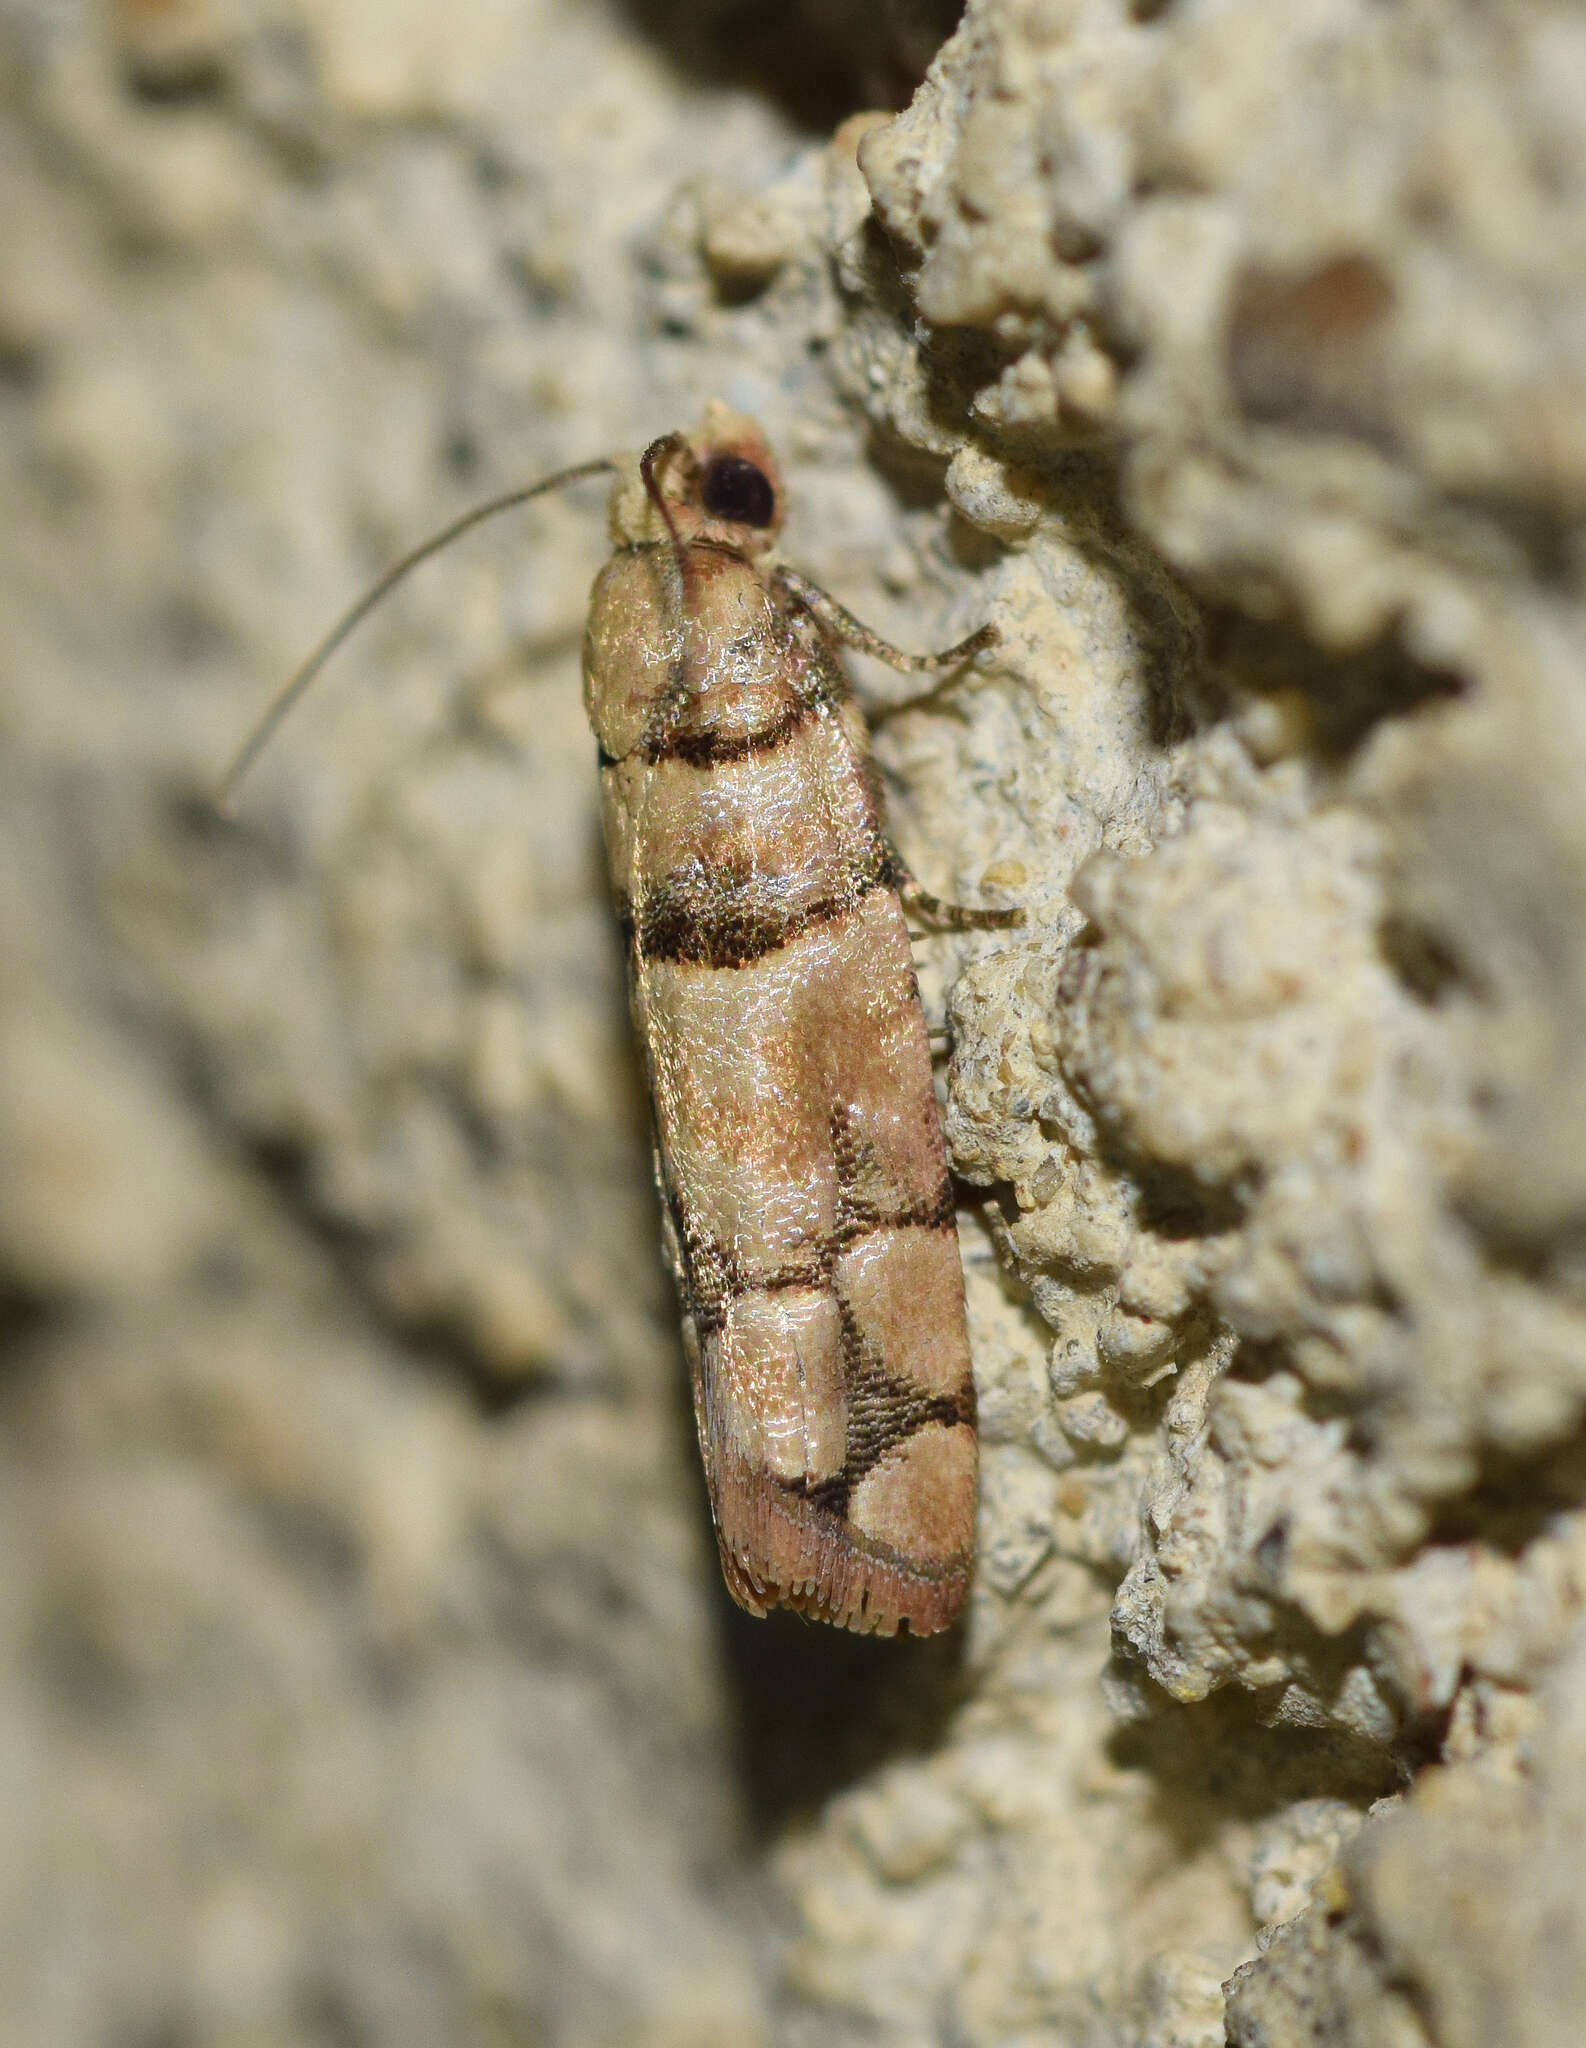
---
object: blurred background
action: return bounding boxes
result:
[0,5,977,2043]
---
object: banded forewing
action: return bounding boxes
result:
[223,402,1017,1637]
[585,404,1018,1635]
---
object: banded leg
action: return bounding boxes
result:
[772,566,999,676]
[774,567,1021,930]
[896,864,1022,933]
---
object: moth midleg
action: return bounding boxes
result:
[896,870,1022,932]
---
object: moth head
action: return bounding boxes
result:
[609,401,785,555]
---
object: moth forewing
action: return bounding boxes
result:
[584,402,1011,1636]
[226,401,1013,1638]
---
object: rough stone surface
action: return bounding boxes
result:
[4,0,1585,2043]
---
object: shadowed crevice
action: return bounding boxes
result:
[617,0,967,132]
[713,1585,968,1837]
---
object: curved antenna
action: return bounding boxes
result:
[217,456,616,814]
[639,431,692,556]
[637,430,694,669]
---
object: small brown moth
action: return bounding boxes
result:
[223,403,1018,1636]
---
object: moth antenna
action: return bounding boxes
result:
[637,434,696,725]
[217,456,617,814]
[639,432,693,565]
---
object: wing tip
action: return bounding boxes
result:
[711,1460,972,1636]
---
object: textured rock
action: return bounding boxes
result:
[1228,1624,1586,2048]
[4,0,1585,2042]
[804,1,1586,2039]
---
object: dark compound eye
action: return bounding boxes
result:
[700,453,776,527]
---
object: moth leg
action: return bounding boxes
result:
[773,568,1021,928]
[895,858,1023,932]
[772,566,998,677]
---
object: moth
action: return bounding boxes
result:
[223,403,1018,1636]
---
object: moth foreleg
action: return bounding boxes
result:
[771,567,1021,930]
[772,566,998,677]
